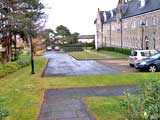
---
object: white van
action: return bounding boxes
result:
[128,50,158,67]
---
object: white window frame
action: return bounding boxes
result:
[152,16,157,26]
[145,18,148,26]
[123,21,128,29]
[132,20,136,29]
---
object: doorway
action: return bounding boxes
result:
[145,36,149,50]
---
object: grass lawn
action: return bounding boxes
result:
[1,57,160,119]
[83,97,124,120]
[97,50,128,58]
[69,51,103,59]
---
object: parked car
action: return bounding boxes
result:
[46,46,52,51]
[128,50,158,67]
[54,46,60,51]
[135,53,160,72]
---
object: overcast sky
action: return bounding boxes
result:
[42,0,118,35]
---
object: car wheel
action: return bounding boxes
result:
[148,65,157,72]
[129,64,134,67]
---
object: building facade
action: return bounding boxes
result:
[95,0,160,50]
[78,35,95,43]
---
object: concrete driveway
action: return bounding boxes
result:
[43,51,121,76]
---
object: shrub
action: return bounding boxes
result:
[121,81,160,120]
[0,55,30,78]
[4,62,20,73]
[15,56,30,67]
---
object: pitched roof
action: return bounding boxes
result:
[78,35,95,39]
[99,10,117,23]
[97,0,160,23]
[122,0,160,18]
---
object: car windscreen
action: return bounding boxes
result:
[150,54,160,59]
[141,51,150,57]
[150,50,158,55]
[131,51,137,56]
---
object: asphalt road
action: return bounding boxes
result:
[42,51,121,76]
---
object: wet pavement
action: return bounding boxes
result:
[97,59,139,73]
[39,86,136,120]
[43,51,121,76]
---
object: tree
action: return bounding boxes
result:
[70,32,79,44]
[38,29,54,40]
[55,25,71,37]
[0,0,45,61]
[55,25,79,45]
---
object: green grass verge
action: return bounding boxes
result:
[83,97,124,120]
[1,57,160,119]
[69,52,103,59]
[97,50,128,58]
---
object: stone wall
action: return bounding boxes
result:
[96,10,160,50]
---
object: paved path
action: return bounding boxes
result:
[39,86,136,120]
[43,51,121,76]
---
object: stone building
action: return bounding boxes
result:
[95,0,160,50]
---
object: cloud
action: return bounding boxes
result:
[42,0,118,35]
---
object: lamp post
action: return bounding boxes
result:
[26,4,35,74]
[29,23,35,74]
[141,22,145,50]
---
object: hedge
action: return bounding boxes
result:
[0,55,30,78]
[63,44,83,52]
[98,47,132,55]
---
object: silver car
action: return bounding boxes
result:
[128,50,158,67]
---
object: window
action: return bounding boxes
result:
[152,16,157,26]
[139,19,143,27]
[117,23,121,31]
[97,19,101,24]
[123,21,128,29]
[131,51,137,56]
[132,20,136,29]
[141,52,150,57]
[107,25,110,31]
[140,0,145,7]
[145,18,148,26]
[111,24,115,31]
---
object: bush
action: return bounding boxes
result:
[0,55,30,78]
[98,47,132,55]
[16,55,30,67]
[121,81,160,120]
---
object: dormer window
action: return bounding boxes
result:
[140,0,145,7]
[111,10,113,17]
[103,12,107,22]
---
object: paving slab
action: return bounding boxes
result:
[43,51,121,76]
[39,86,136,120]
